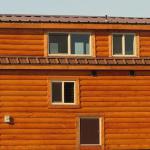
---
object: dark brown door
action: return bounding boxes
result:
[80,118,100,145]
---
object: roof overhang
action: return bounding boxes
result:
[1,22,150,31]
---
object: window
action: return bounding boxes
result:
[51,81,75,104]
[48,33,91,55]
[112,33,136,56]
[80,118,101,145]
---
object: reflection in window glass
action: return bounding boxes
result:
[49,33,68,54]
[71,34,90,54]
[125,35,134,55]
[64,82,74,103]
[52,82,62,103]
[113,34,122,55]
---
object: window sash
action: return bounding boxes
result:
[48,32,91,56]
[112,33,136,56]
[51,81,76,104]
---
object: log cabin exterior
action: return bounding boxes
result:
[1,14,150,150]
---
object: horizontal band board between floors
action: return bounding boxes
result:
[0,140,76,145]
[0,39,44,45]
[106,134,150,139]
[106,129,150,134]
[0,129,75,134]
[1,134,76,140]
[0,123,76,129]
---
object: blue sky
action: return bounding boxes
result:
[0,0,149,17]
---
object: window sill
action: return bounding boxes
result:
[112,55,138,57]
[48,104,80,109]
[48,54,93,57]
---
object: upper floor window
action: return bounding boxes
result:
[48,33,91,56]
[112,33,136,56]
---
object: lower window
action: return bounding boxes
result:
[80,117,101,145]
[51,81,75,104]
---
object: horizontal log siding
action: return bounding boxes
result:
[137,31,150,57]
[1,71,150,149]
[0,29,44,56]
[95,31,109,57]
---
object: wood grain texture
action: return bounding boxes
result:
[95,32,109,57]
[0,29,44,56]
[0,71,150,150]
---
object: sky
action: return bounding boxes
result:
[0,0,149,17]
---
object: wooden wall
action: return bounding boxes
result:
[1,70,150,150]
[0,28,150,57]
[95,31,109,57]
[0,29,44,56]
[139,31,150,57]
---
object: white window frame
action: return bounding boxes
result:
[51,80,76,105]
[48,32,92,56]
[112,33,136,57]
[79,117,102,146]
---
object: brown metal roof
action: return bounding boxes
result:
[0,14,150,24]
[0,56,150,65]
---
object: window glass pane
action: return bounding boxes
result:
[64,82,74,103]
[125,34,134,55]
[52,82,62,103]
[80,118,100,145]
[113,34,122,55]
[71,34,90,54]
[49,33,68,54]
